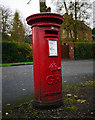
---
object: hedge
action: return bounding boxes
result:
[2,41,95,63]
[2,41,33,63]
[74,42,95,60]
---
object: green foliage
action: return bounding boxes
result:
[10,11,25,42]
[30,99,34,103]
[0,62,33,67]
[34,112,38,116]
[74,42,95,60]
[64,106,78,111]
[2,41,33,63]
[84,80,95,86]
[22,115,28,118]
[26,106,32,111]
[17,102,29,108]
[1,6,12,41]
[64,98,76,105]
[64,85,73,90]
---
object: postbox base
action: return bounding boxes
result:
[33,99,63,108]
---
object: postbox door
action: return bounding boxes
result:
[39,27,62,101]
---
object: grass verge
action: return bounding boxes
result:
[2,78,95,119]
[0,62,33,67]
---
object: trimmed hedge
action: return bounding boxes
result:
[74,42,95,60]
[2,41,33,63]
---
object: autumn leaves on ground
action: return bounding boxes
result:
[2,77,95,119]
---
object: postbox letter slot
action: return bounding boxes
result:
[45,30,58,35]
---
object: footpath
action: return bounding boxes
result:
[2,77,95,119]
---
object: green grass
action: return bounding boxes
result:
[0,62,33,67]
[63,98,76,105]
[34,112,38,116]
[64,106,78,111]
[15,99,34,108]
[63,85,73,90]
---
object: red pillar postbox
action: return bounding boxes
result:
[26,13,63,106]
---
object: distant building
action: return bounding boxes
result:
[60,14,92,43]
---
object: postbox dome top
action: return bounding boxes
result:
[26,13,63,27]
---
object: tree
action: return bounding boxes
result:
[10,11,25,42]
[52,0,92,21]
[52,0,92,42]
[0,6,12,41]
[92,28,95,41]
[27,0,51,12]
[40,0,51,12]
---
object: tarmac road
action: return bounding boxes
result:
[2,60,94,109]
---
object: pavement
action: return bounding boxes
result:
[1,60,94,110]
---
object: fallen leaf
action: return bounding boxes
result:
[81,100,86,103]
[67,94,72,97]
[6,104,11,106]
[6,112,8,115]
[64,80,67,83]
[74,95,78,98]
[77,99,81,102]
[22,89,26,91]
[52,116,60,118]
[91,112,93,114]
[24,73,27,75]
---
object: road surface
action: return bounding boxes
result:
[2,60,94,109]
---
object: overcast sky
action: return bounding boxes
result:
[0,0,94,28]
[0,0,52,18]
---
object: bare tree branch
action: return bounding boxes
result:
[63,1,68,13]
[27,0,32,4]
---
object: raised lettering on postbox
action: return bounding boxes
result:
[49,61,58,72]
[46,74,60,85]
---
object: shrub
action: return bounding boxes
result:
[2,41,33,63]
[74,42,95,60]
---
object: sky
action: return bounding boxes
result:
[93,1,95,27]
[0,0,94,28]
[0,0,52,18]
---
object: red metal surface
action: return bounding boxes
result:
[26,13,63,104]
